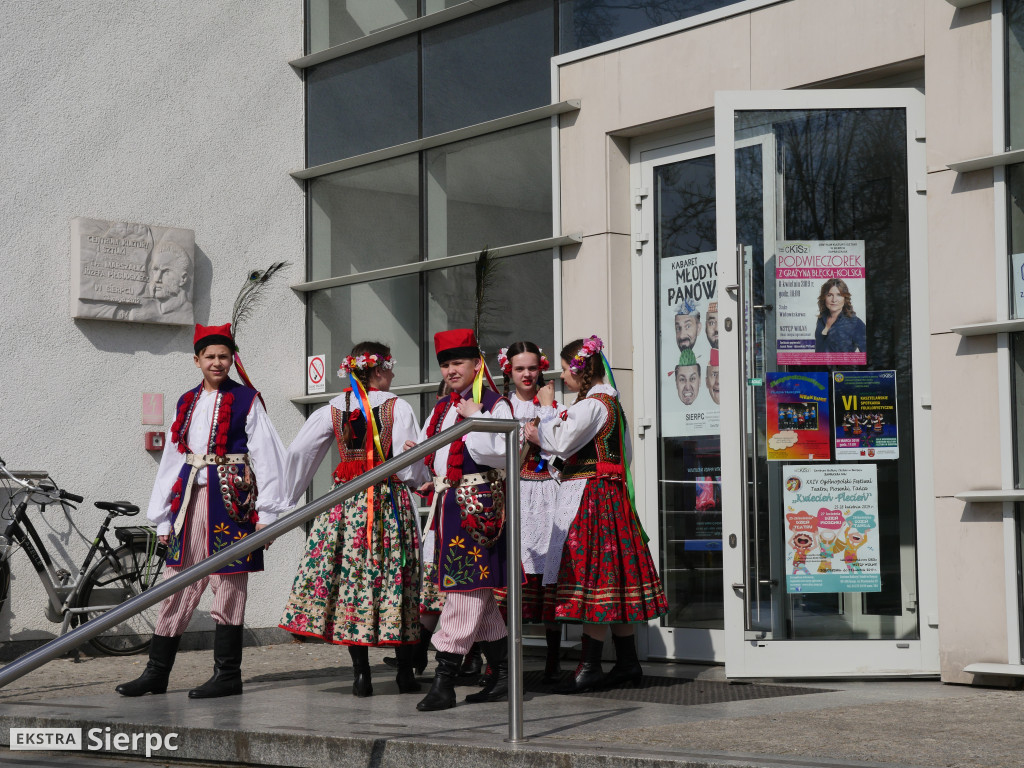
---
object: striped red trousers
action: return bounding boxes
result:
[154,486,248,636]
[431,589,507,655]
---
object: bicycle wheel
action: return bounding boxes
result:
[76,544,165,656]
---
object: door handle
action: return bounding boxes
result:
[731,583,745,591]
[758,579,779,587]
[725,284,739,297]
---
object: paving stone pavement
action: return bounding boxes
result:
[1,641,1021,768]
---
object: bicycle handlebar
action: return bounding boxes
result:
[0,456,82,506]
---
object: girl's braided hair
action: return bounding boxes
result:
[560,338,602,402]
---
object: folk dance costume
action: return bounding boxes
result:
[493,389,563,681]
[537,345,667,693]
[279,372,429,696]
[417,329,514,712]
[117,323,289,699]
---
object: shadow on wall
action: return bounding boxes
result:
[73,245,213,354]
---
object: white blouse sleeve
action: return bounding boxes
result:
[463,398,513,467]
[147,435,186,536]
[536,397,608,458]
[391,398,430,487]
[283,404,336,509]
[245,398,291,524]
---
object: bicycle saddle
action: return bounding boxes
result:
[95,501,140,516]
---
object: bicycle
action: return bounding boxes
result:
[0,456,166,655]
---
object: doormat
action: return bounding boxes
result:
[523,671,833,706]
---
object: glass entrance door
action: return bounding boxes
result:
[636,138,725,662]
[716,90,938,677]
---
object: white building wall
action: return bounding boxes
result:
[0,1,307,647]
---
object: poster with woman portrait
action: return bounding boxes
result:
[658,251,720,437]
[775,241,866,365]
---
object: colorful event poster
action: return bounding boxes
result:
[766,372,831,461]
[833,371,899,460]
[659,251,720,438]
[775,240,867,366]
[782,464,880,593]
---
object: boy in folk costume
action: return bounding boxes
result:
[116,322,289,699]
[415,329,514,712]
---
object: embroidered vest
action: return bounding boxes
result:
[559,392,625,481]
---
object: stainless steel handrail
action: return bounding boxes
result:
[0,417,526,742]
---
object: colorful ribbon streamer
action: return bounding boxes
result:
[599,352,649,544]
[350,374,386,550]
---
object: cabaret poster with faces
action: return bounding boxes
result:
[765,372,831,461]
[659,251,720,438]
[782,464,880,594]
[775,240,866,366]
[832,371,899,460]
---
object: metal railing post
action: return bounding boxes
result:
[0,417,521,722]
[505,420,524,743]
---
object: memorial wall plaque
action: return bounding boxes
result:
[71,216,195,325]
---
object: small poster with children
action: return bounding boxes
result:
[833,371,899,460]
[782,464,880,594]
[775,240,866,366]
[765,372,831,461]
[658,251,720,438]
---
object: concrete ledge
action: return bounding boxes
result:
[0,709,922,768]
[964,662,1024,678]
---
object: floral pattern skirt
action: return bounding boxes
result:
[419,557,446,615]
[279,480,421,646]
[553,477,668,624]
[494,573,555,624]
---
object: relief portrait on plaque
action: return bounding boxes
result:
[71,217,195,325]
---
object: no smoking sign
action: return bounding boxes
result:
[307,354,326,394]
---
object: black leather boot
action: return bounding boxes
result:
[115,634,180,697]
[395,643,421,693]
[416,651,462,711]
[554,633,604,694]
[384,624,433,675]
[464,638,508,704]
[457,642,483,680]
[603,633,643,689]
[349,644,373,697]
[543,628,562,684]
[188,624,244,699]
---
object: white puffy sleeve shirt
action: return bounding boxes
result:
[285,390,430,507]
[418,392,513,476]
[536,384,630,462]
[147,389,289,535]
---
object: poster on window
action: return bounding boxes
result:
[832,371,898,460]
[659,251,720,437]
[782,464,880,593]
[775,240,866,365]
[766,372,831,461]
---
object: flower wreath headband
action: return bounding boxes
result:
[568,335,604,375]
[497,346,551,375]
[338,353,395,377]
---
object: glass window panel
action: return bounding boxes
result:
[306,0,418,53]
[1013,333,1024,488]
[422,0,472,13]
[425,122,552,259]
[308,276,422,390]
[306,36,418,166]
[309,156,420,281]
[1008,165,1024,319]
[559,0,745,52]
[422,0,554,136]
[653,153,723,631]
[425,250,555,376]
[1008,0,1024,150]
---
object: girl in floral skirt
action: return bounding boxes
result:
[280,341,429,697]
[524,336,668,693]
[493,341,564,683]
